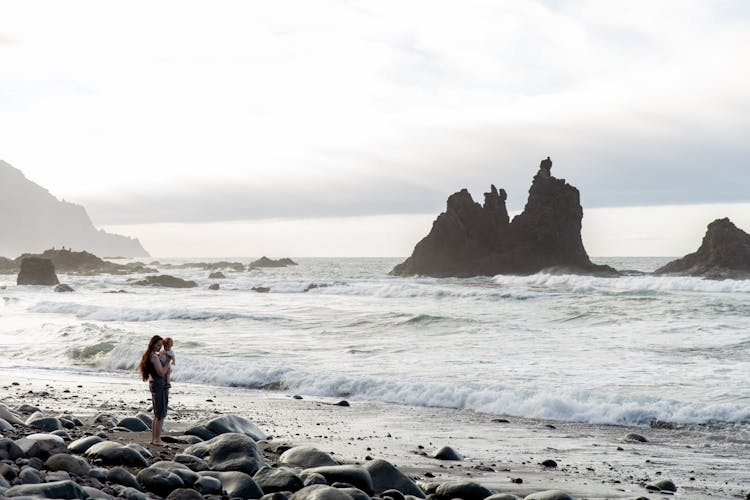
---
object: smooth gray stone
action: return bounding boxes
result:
[279,446,338,468]
[126,442,153,459]
[254,465,304,493]
[185,424,216,441]
[118,417,150,432]
[93,413,118,427]
[0,438,24,460]
[88,467,108,481]
[51,430,72,441]
[166,488,204,500]
[184,432,266,475]
[15,433,68,459]
[46,470,72,482]
[46,453,91,476]
[0,417,14,431]
[338,487,370,500]
[27,416,63,433]
[300,471,328,486]
[364,459,424,498]
[261,492,291,500]
[193,474,222,494]
[486,495,523,500]
[18,405,42,415]
[108,466,142,489]
[624,433,648,442]
[135,412,153,428]
[163,434,203,444]
[18,467,44,484]
[5,479,88,498]
[523,491,574,500]
[68,435,103,454]
[0,475,10,488]
[137,466,185,497]
[58,417,76,429]
[647,479,677,492]
[290,484,354,500]
[83,485,117,499]
[85,441,149,467]
[111,485,150,500]
[174,453,210,471]
[199,470,264,499]
[305,465,374,495]
[204,414,269,441]
[435,481,493,500]
[151,460,199,486]
[431,446,462,461]
[0,405,25,426]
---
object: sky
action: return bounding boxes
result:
[1,0,749,257]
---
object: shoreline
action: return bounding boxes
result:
[2,368,749,498]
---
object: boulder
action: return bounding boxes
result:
[646,479,677,492]
[26,416,63,432]
[204,414,268,441]
[435,481,494,500]
[184,432,266,474]
[110,484,150,500]
[208,271,226,279]
[655,218,750,279]
[0,438,23,461]
[391,158,618,278]
[304,465,374,495]
[17,257,59,285]
[15,433,68,459]
[432,446,462,461]
[117,416,150,432]
[52,430,72,441]
[46,453,91,476]
[136,466,185,497]
[193,474,222,494]
[55,283,75,292]
[249,256,298,269]
[0,404,25,426]
[166,488,204,500]
[184,424,216,441]
[5,479,88,498]
[125,443,153,459]
[300,470,328,486]
[254,465,304,493]
[523,491,574,500]
[107,466,141,489]
[174,453,210,471]
[364,459,425,498]
[279,446,338,468]
[290,484,355,500]
[135,412,153,428]
[198,470,264,499]
[82,485,117,500]
[67,435,103,454]
[130,275,198,288]
[150,461,199,486]
[208,283,220,290]
[84,441,149,467]
[18,467,44,484]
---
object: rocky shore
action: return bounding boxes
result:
[2,371,748,499]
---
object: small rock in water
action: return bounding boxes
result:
[540,459,558,468]
[625,433,648,443]
[335,400,350,407]
[646,478,677,492]
[293,395,303,400]
[491,418,510,423]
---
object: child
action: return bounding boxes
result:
[160,337,176,388]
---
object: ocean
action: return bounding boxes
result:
[2,256,749,433]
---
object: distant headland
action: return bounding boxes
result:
[0,160,149,258]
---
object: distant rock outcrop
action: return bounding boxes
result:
[0,160,149,258]
[130,275,198,288]
[0,248,157,275]
[249,257,298,269]
[17,257,59,285]
[392,158,618,277]
[655,218,750,279]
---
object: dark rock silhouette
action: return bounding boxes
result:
[17,257,59,285]
[0,160,149,258]
[392,158,617,277]
[0,248,157,275]
[655,218,750,279]
[130,275,198,288]
[249,257,298,269]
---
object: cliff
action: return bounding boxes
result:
[391,157,617,277]
[0,160,149,258]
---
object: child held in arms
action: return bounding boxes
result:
[160,337,176,388]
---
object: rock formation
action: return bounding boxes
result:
[17,257,59,285]
[392,158,617,277]
[655,218,750,279]
[0,248,156,275]
[249,257,298,269]
[130,275,198,288]
[0,160,149,258]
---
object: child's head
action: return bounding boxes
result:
[163,337,174,350]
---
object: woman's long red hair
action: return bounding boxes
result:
[139,335,163,381]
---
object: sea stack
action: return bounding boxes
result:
[391,157,617,278]
[17,257,60,285]
[655,218,750,279]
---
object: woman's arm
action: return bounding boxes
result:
[150,353,169,378]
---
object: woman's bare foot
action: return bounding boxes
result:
[150,440,167,446]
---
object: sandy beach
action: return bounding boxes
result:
[2,367,748,499]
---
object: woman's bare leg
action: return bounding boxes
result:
[151,416,165,445]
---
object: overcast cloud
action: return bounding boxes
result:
[1,0,749,229]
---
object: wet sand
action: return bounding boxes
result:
[2,368,749,499]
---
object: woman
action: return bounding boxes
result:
[139,335,171,445]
